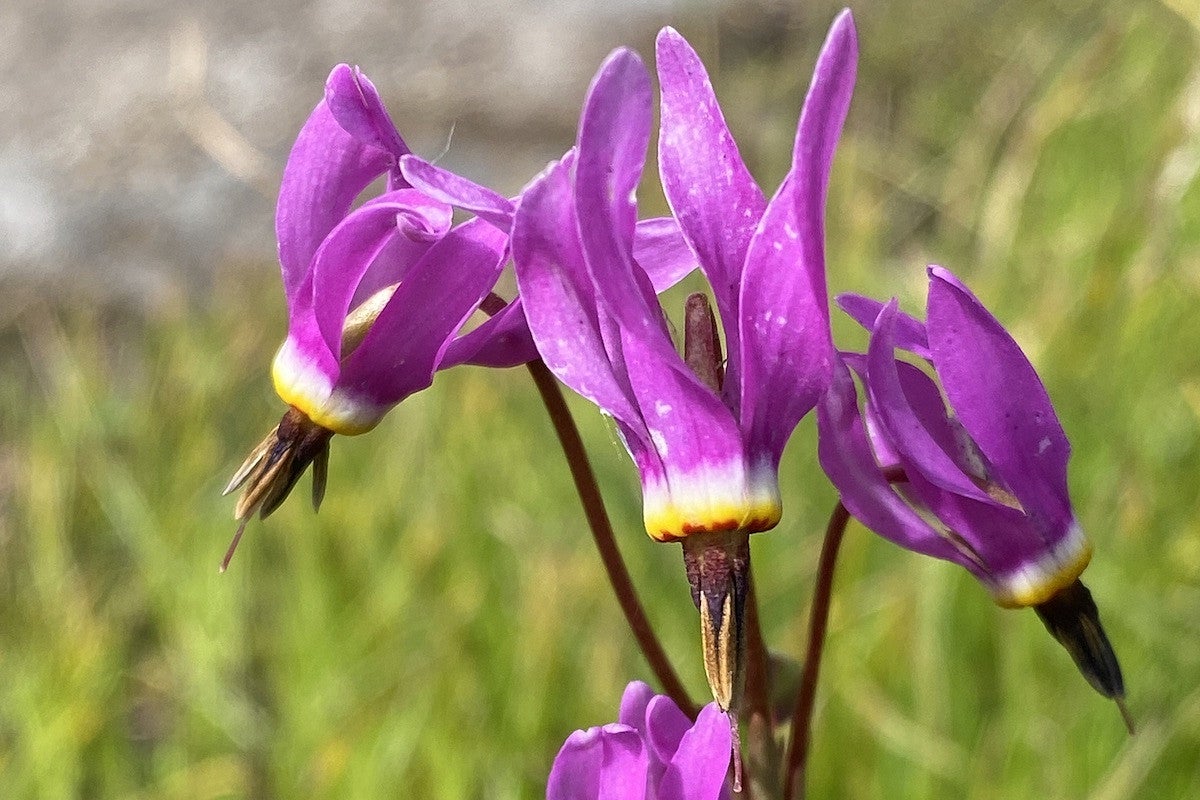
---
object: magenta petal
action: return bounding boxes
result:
[574,48,702,394]
[399,154,517,232]
[736,12,856,465]
[574,49,661,331]
[817,358,973,566]
[644,695,693,766]
[736,175,833,464]
[837,293,930,358]
[618,682,656,731]
[336,217,507,405]
[547,725,648,800]
[866,300,1000,506]
[325,64,410,163]
[658,704,731,800]
[574,47,747,512]
[656,26,766,370]
[510,158,648,441]
[276,99,392,312]
[440,298,538,369]
[901,466,1033,583]
[633,216,697,292]
[308,189,451,358]
[925,266,1074,535]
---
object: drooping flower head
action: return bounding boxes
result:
[508,12,856,712]
[223,65,519,565]
[817,266,1128,720]
[547,682,731,800]
[512,12,856,542]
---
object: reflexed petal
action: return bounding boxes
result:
[309,189,452,358]
[511,158,648,440]
[634,217,698,292]
[816,358,974,566]
[866,299,1000,505]
[925,266,1074,537]
[622,324,763,540]
[276,100,392,309]
[573,48,702,401]
[440,298,538,369]
[325,64,410,164]
[837,292,930,358]
[574,48,758,539]
[738,11,855,463]
[337,217,508,406]
[900,466,1090,605]
[658,704,731,800]
[656,26,766,371]
[736,173,832,463]
[547,725,648,800]
[574,49,662,336]
[400,153,517,231]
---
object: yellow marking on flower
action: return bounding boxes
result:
[271,349,383,436]
[644,498,782,542]
[992,530,1094,608]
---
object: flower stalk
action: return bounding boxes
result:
[525,355,697,718]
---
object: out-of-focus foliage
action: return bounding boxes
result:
[1,0,1198,797]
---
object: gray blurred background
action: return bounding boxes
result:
[1,0,800,304]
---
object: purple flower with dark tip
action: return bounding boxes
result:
[818,266,1128,713]
[820,266,1089,607]
[546,682,731,800]
[509,12,855,713]
[510,12,857,544]
[223,65,513,559]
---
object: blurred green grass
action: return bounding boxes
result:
[3,0,1200,797]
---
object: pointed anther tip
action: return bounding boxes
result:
[219,520,248,574]
[1116,697,1136,736]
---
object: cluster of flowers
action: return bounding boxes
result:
[225,9,1126,797]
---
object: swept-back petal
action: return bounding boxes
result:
[547,725,648,800]
[325,64,410,165]
[574,49,661,332]
[738,10,856,466]
[866,299,1000,505]
[275,99,392,310]
[658,704,731,800]
[925,266,1074,537]
[511,158,647,439]
[337,217,508,407]
[575,47,765,539]
[633,217,698,292]
[309,189,451,359]
[837,293,930,358]
[656,26,766,374]
[400,153,517,231]
[902,465,1091,606]
[817,358,977,568]
[440,298,538,369]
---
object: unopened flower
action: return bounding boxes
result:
[509,13,856,712]
[223,65,515,567]
[547,682,731,800]
[818,265,1128,725]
